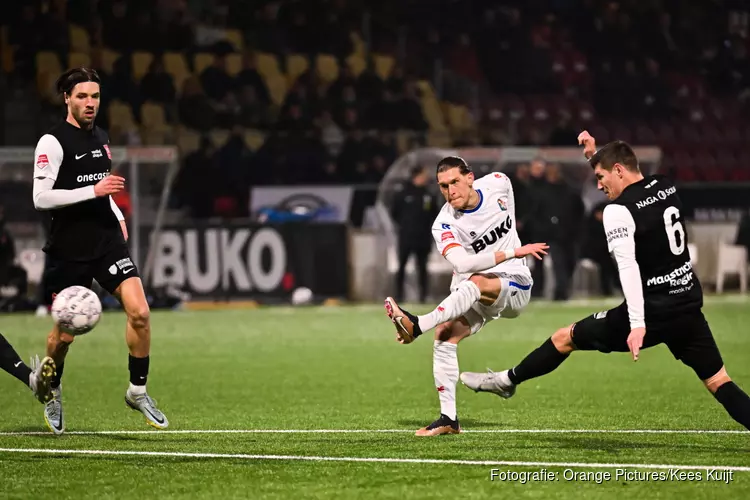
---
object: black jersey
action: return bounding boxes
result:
[603,175,702,325]
[33,121,123,261]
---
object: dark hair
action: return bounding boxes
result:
[55,67,101,96]
[589,140,639,172]
[436,156,472,176]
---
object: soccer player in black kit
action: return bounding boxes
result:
[461,131,750,430]
[32,67,168,434]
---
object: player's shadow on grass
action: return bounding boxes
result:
[397,418,497,429]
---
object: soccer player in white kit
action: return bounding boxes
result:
[385,156,549,436]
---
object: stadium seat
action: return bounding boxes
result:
[255,52,282,79]
[177,128,201,154]
[140,102,168,130]
[316,54,339,83]
[445,103,472,132]
[286,54,309,84]
[265,73,288,106]
[373,54,395,80]
[194,53,215,74]
[243,129,266,151]
[107,100,138,136]
[416,80,437,100]
[132,52,154,81]
[715,242,748,293]
[36,51,62,76]
[346,54,366,77]
[17,249,46,285]
[69,24,90,53]
[101,49,120,73]
[209,129,230,147]
[350,32,366,57]
[226,53,242,76]
[163,52,190,93]
[68,52,91,70]
[224,29,244,52]
[421,98,448,132]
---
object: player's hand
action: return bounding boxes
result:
[94,175,125,197]
[578,130,597,159]
[514,243,549,260]
[627,327,646,361]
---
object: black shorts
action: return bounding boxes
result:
[571,302,724,380]
[43,244,140,303]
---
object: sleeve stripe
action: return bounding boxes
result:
[442,243,461,255]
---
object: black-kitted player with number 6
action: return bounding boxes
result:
[459,131,750,430]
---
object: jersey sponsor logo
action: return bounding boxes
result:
[605,226,629,244]
[92,149,103,158]
[646,261,694,287]
[494,173,504,179]
[497,198,507,211]
[103,144,112,159]
[441,231,455,242]
[470,218,513,253]
[635,186,676,209]
[77,172,109,183]
[441,223,451,229]
[108,257,135,275]
[36,154,49,169]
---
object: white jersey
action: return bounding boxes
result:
[431,172,530,285]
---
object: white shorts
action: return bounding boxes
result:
[462,272,533,334]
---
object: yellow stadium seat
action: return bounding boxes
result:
[132,51,153,81]
[225,29,243,52]
[209,129,230,148]
[194,53,215,74]
[243,129,266,151]
[163,52,190,93]
[417,80,436,100]
[346,54,366,77]
[255,52,282,79]
[37,51,62,75]
[140,102,168,130]
[446,103,473,132]
[108,100,137,134]
[101,49,119,73]
[315,54,339,83]
[350,32,365,57]
[69,25,90,53]
[2,45,12,73]
[226,53,242,76]
[265,73,288,106]
[177,128,201,154]
[421,98,447,132]
[373,54,395,80]
[286,54,309,84]
[427,130,453,148]
[68,52,91,70]
[141,128,172,146]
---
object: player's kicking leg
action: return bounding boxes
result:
[0,333,56,403]
[114,276,169,429]
[385,273,500,344]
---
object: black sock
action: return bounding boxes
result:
[51,362,64,389]
[508,338,569,385]
[713,382,750,430]
[0,333,32,386]
[129,355,149,386]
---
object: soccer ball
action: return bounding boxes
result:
[51,286,102,335]
[291,287,313,306]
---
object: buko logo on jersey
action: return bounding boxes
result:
[470,218,512,253]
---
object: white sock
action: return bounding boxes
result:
[418,280,481,333]
[433,341,459,420]
[128,383,147,395]
[28,372,36,391]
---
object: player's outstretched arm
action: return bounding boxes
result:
[444,243,548,274]
[602,204,647,360]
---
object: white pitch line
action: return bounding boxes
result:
[0,447,748,472]
[0,428,747,436]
